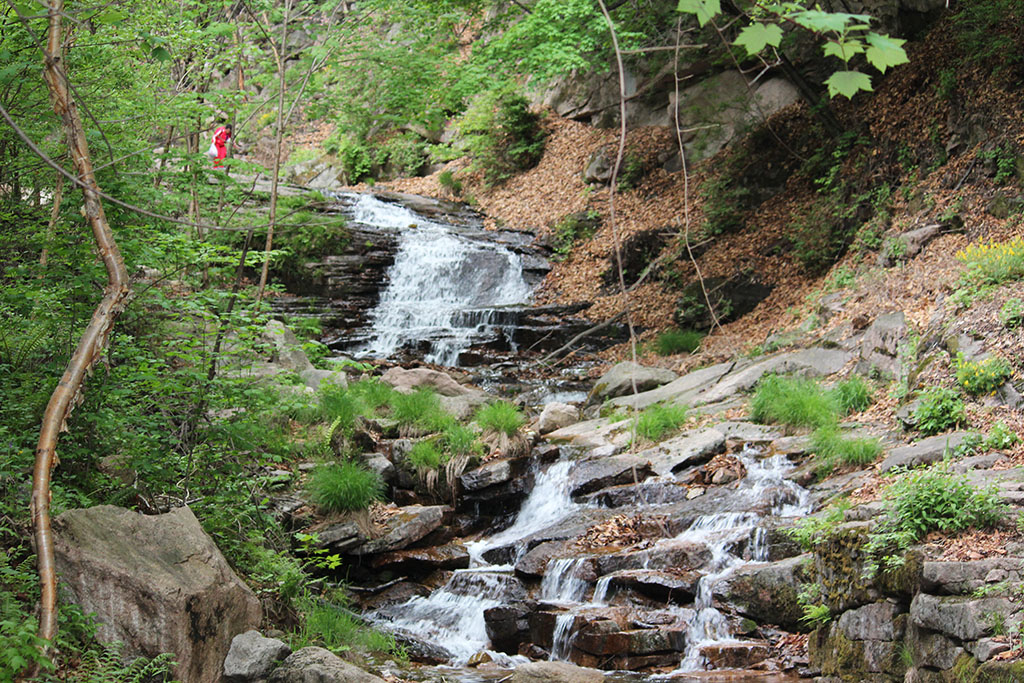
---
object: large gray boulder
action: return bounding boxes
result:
[511,661,604,683]
[536,402,579,435]
[910,593,1018,642]
[637,427,725,476]
[53,505,261,683]
[350,504,448,555]
[381,366,477,397]
[267,647,385,683]
[879,432,971,472]
[263,320,314,373]
[223,630,291,683]
[589,361,678,403]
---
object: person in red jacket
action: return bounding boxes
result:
[212,123,232,167]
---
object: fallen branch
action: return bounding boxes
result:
[534,311,627,366]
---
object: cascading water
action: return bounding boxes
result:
[370,456,581,663]
[673,446,813,672]
[352,194,533,365]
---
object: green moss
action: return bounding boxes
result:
[977,659,1024,682]
[814,524,871,611]
[876,549,923,597]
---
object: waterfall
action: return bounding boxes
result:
[352,194,533,365]
[673,445,813,672]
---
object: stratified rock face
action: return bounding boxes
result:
[267,647,386,683]
[52,505,261,683]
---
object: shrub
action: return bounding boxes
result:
[475,401,526,436]
[293,596,401,656]
[457,88,546,185]
[986,420,1020,450]
[750,375,835,429]
[864,462,1005,576]
[954,353,1013,395]
[914,387,967,436]
[654,329,704,356]
[635,402,689,442]
[956,237,1024,287]
[407,440,443,469]
[308,462,383,513]
[832,375,874,416]
[999,298,1024,329]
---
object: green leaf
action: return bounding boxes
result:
[865,33,909,73]
[677,0,721,27]
[791,9,870,33]
[151,46,172,62]
[207,22,236,38]
[92,8,127,24]
[734,23,783,55]
[823,38,864,62]
[825,70,872,99]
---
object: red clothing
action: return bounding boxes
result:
[213,126,231,167]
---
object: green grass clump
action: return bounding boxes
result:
[832,375,873,415]
[293,595,404,657]
[348,378,396,412]
[441,423,482,457]
[475,401,526,436]
[653,329,704,356]
[811,425,883,476]
[635,402,689,442]
[389,388,452,433]
[320,385,363,435]
[864,462,1005,576]
[308,462,384,512]
[408,440,443,469]
[750,375,836,429]
[914,386,967,436]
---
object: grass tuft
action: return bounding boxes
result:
[653,329,704,356]
[635,402,689,442]
[475,401,526,436]
[308,461,384,512]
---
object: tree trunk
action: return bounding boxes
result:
[256,0,291,304]
[32,0,131,661]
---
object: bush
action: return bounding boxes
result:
[308,462,383,513]
[986,420,1020,450]
[954,353,1013,395]
[957,237,1024,287]
[476,401,526,436]
[832,375,874,415]
[914,387,967,436]
[407,440,443,469]
[293,596,401,656]
[750,375,836,429]
[654,329,704,356]
[457,88,546,185]
[635,402,689,442]
[865,462,1005,576]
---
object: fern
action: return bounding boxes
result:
[70,643,177,683]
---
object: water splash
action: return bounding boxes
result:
[354,194,533,365]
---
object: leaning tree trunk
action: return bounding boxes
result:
[31,0,131,660]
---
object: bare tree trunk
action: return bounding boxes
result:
[32,0,130,661]
[256,0,291,304]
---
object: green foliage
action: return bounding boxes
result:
[408,440,443,469]
[0,616,52,680]
[979,145,1019,185]
[811,424,883,474]
[914,387,967,436]
[292,594,403,657]
[475,401,526,436]
[437,170,463,196]
[986,420,1020,450]
[954,353,1013,395]
[699,171,751,236]
[799,601,833,628]
[787,502,850,551]
[441,423,483,458]
[335,135,376,185]
[831,376,874,415]
[750,375,837,429]
[69,644,177,683]
[957,237,1024,288]
[551,211,600,260]
[390,388,452,433]
[616,153,647,192]
[999,298,1024,329]
[634,402,689,442]
[951,0,1024,74]
[457,88,546,185]
[864,463,1005,577]
[308,462,384,513]
[654,329,704,356]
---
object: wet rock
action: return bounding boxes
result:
[516,540,583,578]
[856,312,907,379]
[222,630,291,683]
[268,647,385,683]
[910,593,1017,641]
[510,661,604,683]
[637,427,725,476]
[625,628,687,654]
[53,506,261,683]
[537,402,579,435]
[350,505,449,555]
[349,581,429,612]
[460,459,514,491]
[315,521,368,553]
[879,432,971,472]
[588,361,678,403]
[577,479,690,507]
[593,540,710,576]
[601,569,701,604]
[701,642,771,669]
[485,604,534,654]
[715,420,784,445]
[481,508,620,565]
[568,454,656,498]
[715,555,809,630]
[366,540,469,572]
